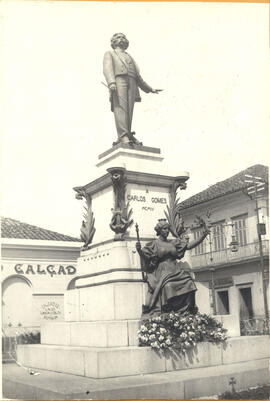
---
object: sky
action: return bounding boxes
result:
[1,1,269,238]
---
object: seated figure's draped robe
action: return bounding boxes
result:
[141,238,197,317]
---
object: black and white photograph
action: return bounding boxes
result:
[1,1,269,399]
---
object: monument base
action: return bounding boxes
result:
[17,336,269,379]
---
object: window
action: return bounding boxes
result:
[193,228,207,255]
[216,290,230,315]
[212,221,226,251]
[239,287,253,319]
[232,214,248,246]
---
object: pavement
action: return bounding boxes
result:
[2,358,269,400]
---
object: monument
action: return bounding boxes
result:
[16,32,210,378]
[16,35,268,397]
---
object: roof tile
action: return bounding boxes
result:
[1,217,80,242]
[179,164,268,210]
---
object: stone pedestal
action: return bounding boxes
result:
[16,144,267,383]
[66,145,189,328]
[9,145,270,397]
[74,144,189,244]
[17,143,192,379]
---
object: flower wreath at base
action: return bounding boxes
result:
[138,310,227,352]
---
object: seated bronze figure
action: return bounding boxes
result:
[136,219,209,317]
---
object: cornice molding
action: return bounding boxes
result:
[73,170,189,197]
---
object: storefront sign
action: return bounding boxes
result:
[209,277,234,288]
[14,264,76,277]
[40,301,62,320]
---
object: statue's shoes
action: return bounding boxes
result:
[129,132,143,146]
[113,132,143,146]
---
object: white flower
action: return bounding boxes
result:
[140,325,147,332]
[152,323,157,329]
[165,339,172,345]
[158,335,164,341]
[149,334,156,340]
[160,328,167,334]
[180,332,187,339]
[174,322,180,327]
[188,331,195,337]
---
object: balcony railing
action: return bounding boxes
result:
[191,240,269,269]
[240,316,269,336]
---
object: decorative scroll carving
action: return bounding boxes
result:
[75,189,96,249]
[107,167,133,240]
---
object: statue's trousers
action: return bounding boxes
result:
[112,76,137,139]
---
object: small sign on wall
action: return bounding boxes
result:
[209,277,234,289]
[40,301,62,320]
[32,295,64,324]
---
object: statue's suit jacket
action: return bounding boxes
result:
[103,50,153,106]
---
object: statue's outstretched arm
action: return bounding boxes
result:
[187,229,209,250]
[186,215,211,250]
[136,74,161,94]
[136,74,153,93]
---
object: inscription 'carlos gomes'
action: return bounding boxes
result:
[127,195,167,204]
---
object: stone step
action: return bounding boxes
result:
[41,320,140,347]
[64,282,147,321]
[17,344,165,379]
[41,315,239,350]
[3,358,269,400]
[17,336,269,379]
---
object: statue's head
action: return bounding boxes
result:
[111,33,129,50]
[154,219,170,236]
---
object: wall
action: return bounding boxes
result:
[1,239,81,328]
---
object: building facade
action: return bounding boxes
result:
[1,218,82,330]
[180,165,269,326]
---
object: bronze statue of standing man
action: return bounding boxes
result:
[103,33,161,146]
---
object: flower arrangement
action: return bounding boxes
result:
[138,311,227,352]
